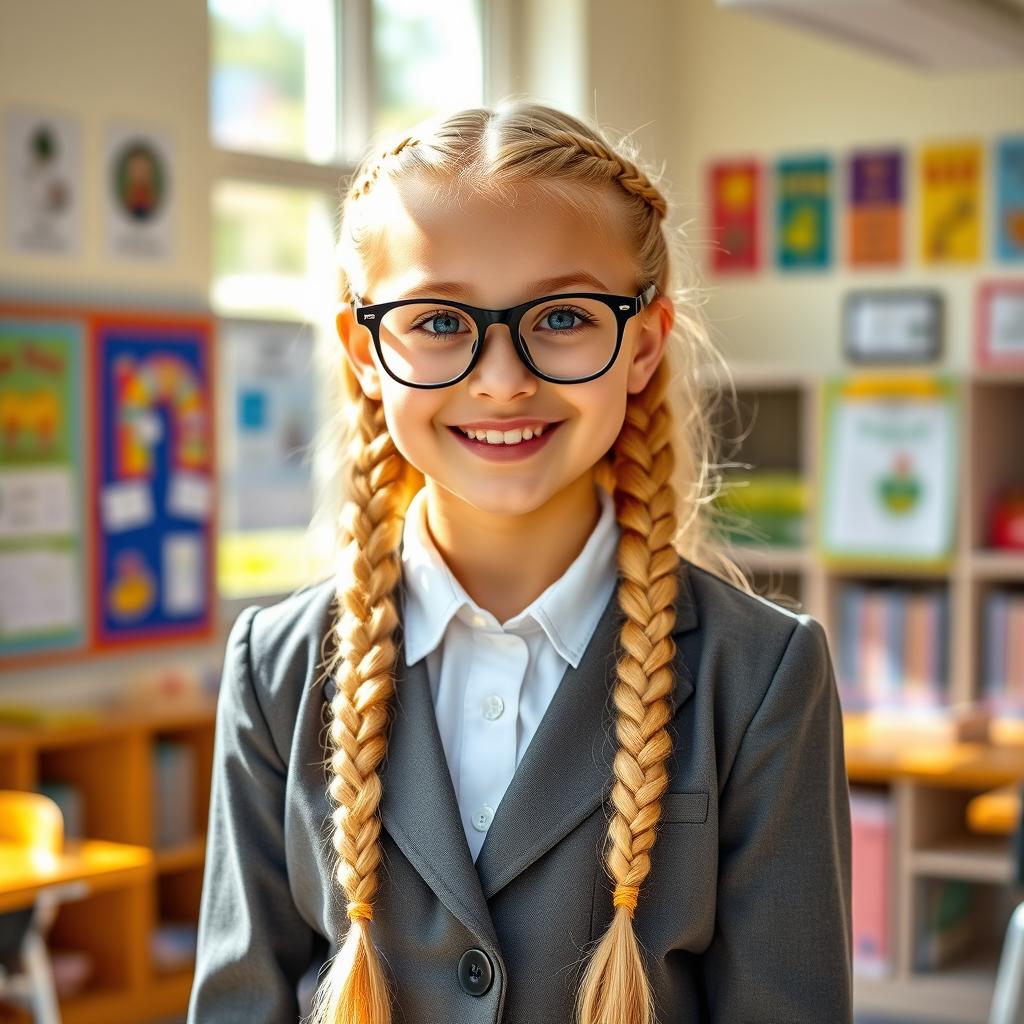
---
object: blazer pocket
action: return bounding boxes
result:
[659,789,709,824]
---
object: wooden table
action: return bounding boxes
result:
[0,837,153,913]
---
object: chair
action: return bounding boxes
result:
[986,780,1024,1024]
[0,790,65,1023]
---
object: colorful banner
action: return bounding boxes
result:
[91,314,214,648]
[848,149,903,267]
[0,313,86,658]
[919,141,982,265]
[995,135,1024,263]
[776,155,832,270]
[708,159,761,272]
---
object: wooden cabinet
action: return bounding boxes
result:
[0,700,216,1024]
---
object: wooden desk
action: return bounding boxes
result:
[0,837,153,913]
[844,713,1024,789]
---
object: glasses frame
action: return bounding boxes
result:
[351,283,658,389]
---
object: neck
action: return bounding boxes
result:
[422,472,605,625]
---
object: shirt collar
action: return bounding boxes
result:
[400,484,620,668]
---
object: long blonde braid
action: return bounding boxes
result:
[307,99,755,1024]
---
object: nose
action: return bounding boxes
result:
[467,323,538,397]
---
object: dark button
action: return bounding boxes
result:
[457,947,493,996]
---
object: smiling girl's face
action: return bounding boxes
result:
[336,176,672,524]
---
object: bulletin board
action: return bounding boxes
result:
[0,302,215,667]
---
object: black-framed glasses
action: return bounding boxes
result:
[351,283,658,388]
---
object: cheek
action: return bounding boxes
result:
[378,389,445,466]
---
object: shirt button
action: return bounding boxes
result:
[482,695,504,720]
[471,805,494,832]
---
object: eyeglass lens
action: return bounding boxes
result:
[375,295,619,385]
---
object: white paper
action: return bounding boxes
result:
[991,292,1024,356]
[0,548,81,635]
[5,109,82,257]
[167,471,211,521]
[104,123,174,263]
[0,467,75,537]
[163,533,203,616]
[101,480,154,531]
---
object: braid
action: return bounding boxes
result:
[307,390,412,1024]
[574,357,680,1024]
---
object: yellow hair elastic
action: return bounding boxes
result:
[347,900,374,923]
[612,883,639,915]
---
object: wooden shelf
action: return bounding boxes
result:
[718,364,1024,1024]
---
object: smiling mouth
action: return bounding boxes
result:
[448,422,564,447]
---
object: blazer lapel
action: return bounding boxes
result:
[351,542,699,945]
[473,558,699,900]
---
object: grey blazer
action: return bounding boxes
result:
[187,554,853,1024]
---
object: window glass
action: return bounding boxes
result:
[372,0,484,136]
[211,180,336,320]
[210,0,337,162]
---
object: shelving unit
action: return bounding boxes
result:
[0,699,217,1024]
[707,363,1024,1024]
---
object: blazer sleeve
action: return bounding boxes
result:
[187,604,319,1024]
[699,615,854,1023]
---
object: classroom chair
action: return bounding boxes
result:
[0,790,65,1024]
[985,779,1024,1024]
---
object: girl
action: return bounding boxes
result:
[188,100,852,1024]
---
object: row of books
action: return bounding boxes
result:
[982,587,1024,716]
[37,738,197,847]
[852,789,984,977]
[836,583,950,711]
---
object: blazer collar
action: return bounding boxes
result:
[373,543,700,950]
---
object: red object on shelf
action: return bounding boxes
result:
[991,485,1024,550]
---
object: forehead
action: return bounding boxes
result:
[364,175,637,305]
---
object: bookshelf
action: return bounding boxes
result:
[0,699,216,1024]
[706,362,1024,1024]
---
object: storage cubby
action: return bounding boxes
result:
[708,364,1024,1023]
[0,700,216,1023]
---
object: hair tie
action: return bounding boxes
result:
[612,882,639,915]
[347,900,374,923]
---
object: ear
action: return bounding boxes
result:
[626,294,674,395]
[335,303,382,401]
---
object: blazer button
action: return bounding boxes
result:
[457,948,494,996]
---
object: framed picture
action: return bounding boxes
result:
[843,290,943,364]
[976,279,1024,369]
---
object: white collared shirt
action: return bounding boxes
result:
[400,484,620,862]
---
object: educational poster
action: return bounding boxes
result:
[776,155,832,270]
[708,159,761,272]
[219,318,316,530]
[5,108,82,258]
[919,141,982,265]
[0,312,86,658]
[819,375,959,566]
[848,148,903,267]
[995,135,1024,263]
[91,314,214,648]
[104,125,174,263]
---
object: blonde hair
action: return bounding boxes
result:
[306,98,760,1024]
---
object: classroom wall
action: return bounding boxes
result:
[664,0,1024,368]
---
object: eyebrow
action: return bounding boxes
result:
[396,271,611,302]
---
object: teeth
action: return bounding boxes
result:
[459,423,548,445]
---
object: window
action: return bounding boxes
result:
[209,0,495,597]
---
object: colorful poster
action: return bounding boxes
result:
[708,159,761,272]
[0,313,86,659]
[5,110,83,258]
[91,314,214,647]
[776,155,832,270]
[848,149,903,267]
[818,375,959,566]
[919,141,982,265]
[995,136,1024,263]
[104,124,174,263]
[219,318,316,530]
